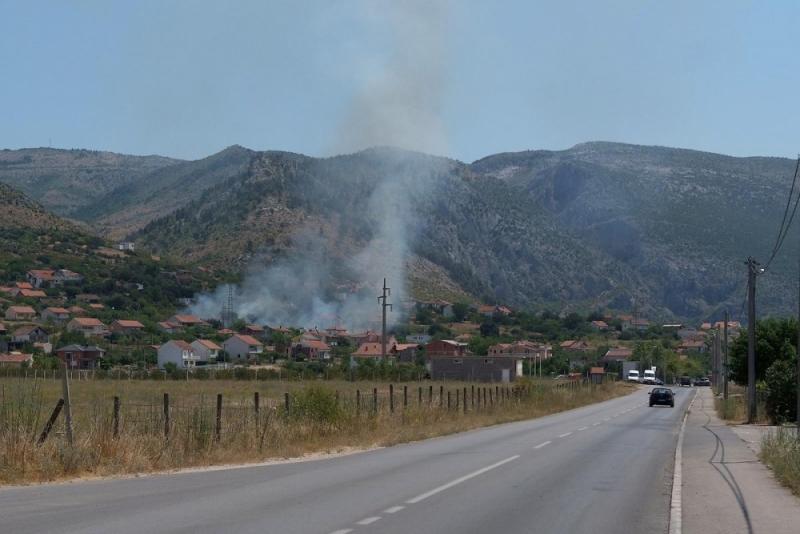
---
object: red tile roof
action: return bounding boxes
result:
[233,334,262,346]
[45,307,70,314]
[7,306,36,314]
[0,352,33,363]
[71,317,105,327]
[114,319,144,328]
[195,339,222,350]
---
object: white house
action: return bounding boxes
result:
[157,340,197,369]
[117,242,136,251]
[223,334,263,360]
[191,339,221,363]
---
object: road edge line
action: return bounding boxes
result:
[669,389,697,534]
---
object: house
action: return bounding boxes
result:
[631,318,650,331]
[293,339,332,361]
[55,345,105,369]
[713,320,741,332]
[117,241,136,251]
[88,303,105,311]
[429,355,522,382]
[109,319,145,334]
[678,339,706,353]
[0,352,33,367]
[392,343,421,363]
[159,321,182,334]
[348,330,382,346]
[191,339,222,363]
[11,325,49,344]
[68,305,86,315]
[351,342,388,363]
[677,327,700,340]
[13,282,33,290]
[14,288,47,299]
[4,306,36,321]
[407,333,432,344]
[241,324,266,340]
[699,322,712,331]
[167,314,208,328]
[426,339,469,358]
[76,294,101,303]
[157,340,197,369]
[27,269,55,288]
[66,317,108,337]
[600,347,634,363]
[53,269,82,285]
[560,340,592,352]
[41,307,70,323]
[223,334,263,360]
[416,300,454,318]
[590,320,609,331]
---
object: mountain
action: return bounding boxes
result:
[0,148,179,219]
[1,142,797,321]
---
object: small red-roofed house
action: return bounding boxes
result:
[66,317,108,337]
[4,306,36,321]
[223,334,263,360]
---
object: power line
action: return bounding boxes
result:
[764,156,800,271]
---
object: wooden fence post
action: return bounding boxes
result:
[463,387,467,413]
[403,385,408,409]
[113,396,120,438]
[216,394,222,442]
[61,364,74,446]
[456,389,460,410]
[373,388,378,414]
[37,398,64,445]
[163,393,170,439]
[389,384,394,413]
[439,385,444,408]
[428,385,433,405]
[418,386,422,405]
[285,392,290,415]
[356,389,361,416]
[254,392,260,416]
[471,385,475,408]
[447,390,451,410]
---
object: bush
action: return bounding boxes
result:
[764,359,798,424]
[289,386,342,425]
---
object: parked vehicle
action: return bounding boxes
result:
[627,369,640,382]
[643,368,656,384]
[680,376,691,387]
[694,377,711,387]
[649,387,675,407]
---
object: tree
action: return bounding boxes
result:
[729,317,798,384]
[452,302,470,322]
[480,322,499,337]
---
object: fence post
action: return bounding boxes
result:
[216,394,222,442]
[113,396,120,438]
[389,384,394,413]
[495,385,499,401]
[463,387,467,413]
[428,385,433,405]
[439,385,444,408]
[456,389,460,410]
[373,388,378,414]
[489,388,493,407]
[61,363,74,446]
[37,398,64,445]
[163,393,170,439]
[285,392,290,415]
[447,390,451,410]
[254,392,260,416]
[418,386,422,405]
[356,389,361,416]
[471,385,475,408]
[403,385,408,409]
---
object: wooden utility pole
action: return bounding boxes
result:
[747,257,759,424]
[723,310,729,401]
[378,278,392,360]
[61,362,73,446]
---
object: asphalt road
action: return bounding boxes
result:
[0,386,693,534]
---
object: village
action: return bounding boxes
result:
[0,264,734,383]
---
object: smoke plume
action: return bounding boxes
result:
[189,0,450,330]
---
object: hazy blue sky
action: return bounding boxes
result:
[2,0,798,162]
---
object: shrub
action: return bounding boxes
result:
[289,386,342,425]
[764,359,797,424]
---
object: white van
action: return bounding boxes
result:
[643,369,656,384]
[627,370,640,382]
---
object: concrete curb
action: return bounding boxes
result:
[669,389,697,534]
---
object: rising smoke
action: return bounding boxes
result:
[189,1,451,330]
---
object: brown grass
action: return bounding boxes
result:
[0,377,633,485]
[760,427,800,496]
[714,384,770,424]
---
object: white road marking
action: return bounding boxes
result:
[558,432,572,438]
[669,390,697,534]
[577,426,588,431]
[329,530,353,534]
[356,517,381,525]
[383,506,405,514]
[406,455,520,504]
[592,422,601,426]
[534,440,551,449]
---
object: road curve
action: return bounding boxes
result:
[0,386,692,534]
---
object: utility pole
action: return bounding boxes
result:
[378,278,392,359]
[746,257,759,424]
[61,360,73,446]
[723,309,729,401]
[797,255,800,434]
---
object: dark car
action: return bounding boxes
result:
[694,377,711,387]
[649,387,675,407]
[680,376,691,387]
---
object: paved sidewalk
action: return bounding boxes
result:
[682,387,800,534]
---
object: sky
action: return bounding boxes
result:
[1,0,799,162]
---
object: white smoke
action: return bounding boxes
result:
[189,0,450,330]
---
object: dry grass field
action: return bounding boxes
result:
[0,375,634,485]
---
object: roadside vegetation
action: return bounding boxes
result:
[760,427,800,496]
[0,376,633,485]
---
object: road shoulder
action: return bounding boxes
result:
[681,387,800,534]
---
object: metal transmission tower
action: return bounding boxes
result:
[222,285,235,328]
[378,278,392,359]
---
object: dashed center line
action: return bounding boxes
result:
[592,422,601,426]
[383,506,405,514]
[329,530,353,534]
[577,426,588,431]
[534,440,552,449]
[558,432,572,438]
[406,455,519,504]
[356,516,381,525]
